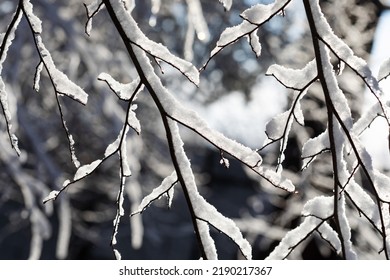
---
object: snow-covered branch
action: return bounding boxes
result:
[2,0,389,260]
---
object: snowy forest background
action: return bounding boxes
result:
[1,0,390,260]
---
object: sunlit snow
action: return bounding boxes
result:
[363,9,390,170]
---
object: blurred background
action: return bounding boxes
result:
[0,0,389,259]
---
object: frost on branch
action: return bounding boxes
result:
[239,0,390,259]
[127,39,257,257]
[43,190,60,204]
[98,72,142,101]
[307,0,388,125]
[123,13,295,192]
[4,0,389,260]
[319,42,353,128]
[301,195,333,219]
[263,60,317,169]
[101,0,299,258]
[84,0,104,36]
[266,216,328,260]
[34,37,88,104]
[132,171,178,215]
[43,125,130,204]
[267,196,341,259]
[204,0,290,68]
[23,1,88,105]
[166,119,252,259]
[248,31,261,58]
[109,0,200,85]
[378,57,390,82]
[240,0,290,25]
[301,131,329,169]
[0,5,22,155]
[74,160,103,181]
[186,0,210,43]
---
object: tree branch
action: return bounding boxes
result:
[102,0,208,259]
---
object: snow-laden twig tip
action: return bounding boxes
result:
[132,171,178,215]
[43,190,60,204]
[84,0,104,36]
[378,57,390,82]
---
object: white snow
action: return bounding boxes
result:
[344,180,380,229]
[84,0,103,36]
[258,166,295,192]
[184,16,195,61]
[186,0,210,42]
[329,120,358,259]
[0,12,22,72]
[361,10,390,170]
[264,110,290,142]
[266,216,323,259]
[373,170,390,203]
[301,130,330,168]
[263,59,321,170]
[120,127,131,177]
[118,178,126,216]
[108,0,199,85]
[23,0,42,34]
[34,36,88,104]
[212,21,256,57]
[43,190,60,203]
[0,6,22,155]
[210,0,290,59]
[319,42,353,128]
[191,79,287,149]
[217,0,232,11]
[263,110,292,169]
[248,31,261,57]
[111,178,126,259]
[73,159,102,181]
[317,222,341,253]
[68,133,80,168]
[302,195,333,219]
[127,105,141,134]
[266,59,317,90]
[98,72,142,100]
[129,43,295,192]
[262,87,307,169]
[132,171,178,215]
[197,219,218,259]
[219,157,230,168]
[337,193,358,259]
[104,129,123,157]
[169,95,264,168]
[241,0,290,25]
[113,249,122,260]
[0,79,21,155]
[308,0,382,102]
[62,179,70,187]
[378,57,390,82]
[22,3,88,104]
[55,197,72,259]
[10,133,21,155]
[33,61,43,92]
